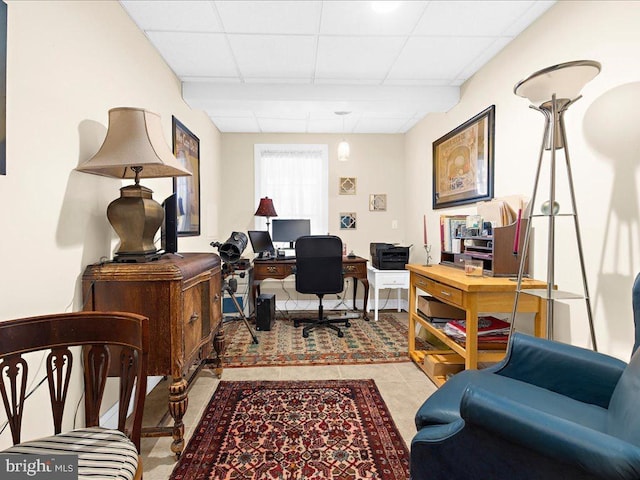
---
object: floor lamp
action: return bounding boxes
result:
[509,60,600,351]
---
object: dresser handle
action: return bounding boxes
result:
[189,312,199,323]
[266,266,278,273]
[344,265,356,272]
[440,291,451,297]
[213,294,220,302]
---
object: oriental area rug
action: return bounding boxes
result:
[221,312,432,367]
[170,379,410,480]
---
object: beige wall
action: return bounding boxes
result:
[406,0,640,360]
[0,0,221,444]
[220,133,404,304]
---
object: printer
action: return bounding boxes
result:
[370,243,410,270]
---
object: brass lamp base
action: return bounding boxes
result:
[107,183,164,262]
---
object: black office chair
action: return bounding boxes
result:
[293,235,350,338]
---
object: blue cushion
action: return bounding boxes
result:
[416,369,608,433]
[608,350,640,446]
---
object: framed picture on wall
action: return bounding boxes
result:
[432,105,495,209]
[172,116,200,236]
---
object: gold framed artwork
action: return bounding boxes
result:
[339,177,356,195]
[432,105,495,209]
[340,213,357,230]
[369,194,387,211]
[172,116,200,236]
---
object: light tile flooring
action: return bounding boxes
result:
[140,312,437,479]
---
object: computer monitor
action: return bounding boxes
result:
[248,230,275,258]
[271,219,311,248]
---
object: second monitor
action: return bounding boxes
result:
[271,219,311,248]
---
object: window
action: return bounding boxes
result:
[254,144,328,235]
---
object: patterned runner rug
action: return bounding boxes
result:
[222,312,432,367]
[170,379,410,480]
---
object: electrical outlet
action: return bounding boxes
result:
[391,220,398,229]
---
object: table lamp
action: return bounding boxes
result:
[76,107,192,262]
[509,60,600,350]
[254,197,278,230]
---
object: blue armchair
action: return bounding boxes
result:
[411,274,640,480]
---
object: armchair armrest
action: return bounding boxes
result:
[491,333,626,407]
[461,385,640,480]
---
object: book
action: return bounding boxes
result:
[443,316,510,339]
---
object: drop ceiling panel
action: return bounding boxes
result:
[387,35,497,81]
[146,31,237,77]
[210,116,261,132]
[257,117,309,133]
[228,34,317,80]
[315,36,406,81]
[320,1,428,35]
[215,0,322,34]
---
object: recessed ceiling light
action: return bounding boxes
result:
[371,1,401,14]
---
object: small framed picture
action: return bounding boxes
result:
[339,177,357,195]
[369,194,387,211]
[340,212,357,230]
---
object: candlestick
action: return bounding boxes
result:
[423,215,427,245]
[424,244,432,267]
[513,208,522,255]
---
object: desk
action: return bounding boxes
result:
[252,256,369,320]
[367,265,410,321]
[407,264,547,386]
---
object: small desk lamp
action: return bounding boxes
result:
[254,196,278,230]
[76,107,192,262]
[509,60,600,350]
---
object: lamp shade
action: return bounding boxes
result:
[254,197,278,217]
[338,140,350,162]
[514,60,601,107]
[76,107,192,179]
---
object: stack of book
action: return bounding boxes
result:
[443,316,510,349]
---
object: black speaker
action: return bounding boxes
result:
[256,293,275,331]
[161,193,178,254]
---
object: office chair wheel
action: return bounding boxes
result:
[294,320,300,328]
[303,330,309,338]
[338,330,344,338]
[345,321,351,327]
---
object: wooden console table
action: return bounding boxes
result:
[82,253,223,457]
[252,256,369,320]
[407,264,547,386]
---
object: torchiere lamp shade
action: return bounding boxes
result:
[76,107,192,261]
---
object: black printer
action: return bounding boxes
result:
[370,243,410,270]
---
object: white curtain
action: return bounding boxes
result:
[254,144,328,235]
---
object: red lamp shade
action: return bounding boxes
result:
[254,197,278,218]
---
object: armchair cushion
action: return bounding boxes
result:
[607,350,640,445]
[5,427,139,480]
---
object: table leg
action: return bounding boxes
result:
[168,377,188,458]
[374,285,379,321]
[361,278,369,321]
[396,287,401,312]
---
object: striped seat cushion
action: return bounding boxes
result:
[3,426,139,480]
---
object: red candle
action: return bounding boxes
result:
[423,215,428,245]
[513,209,522,255]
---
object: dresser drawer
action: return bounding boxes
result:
[376,272,410,288]
[413,275,463,307]
[183,284,204,360]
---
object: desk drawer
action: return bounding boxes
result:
[344,262,366,277]
[183,284,205,362]
[253,263,293,278]
[414,275,463,307]
[377,272,410,288]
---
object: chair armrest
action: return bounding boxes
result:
[461,385,640,480]
[491,333,626,407]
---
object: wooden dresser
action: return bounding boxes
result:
[82,252,223,457]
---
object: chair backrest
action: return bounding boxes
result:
[632,272,640,355]
[607,347,640,446]
[0,311,148,451]
[295,235,344,295]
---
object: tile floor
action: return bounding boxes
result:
[140,312,438,479]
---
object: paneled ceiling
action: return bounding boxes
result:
[120,0,554,134]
